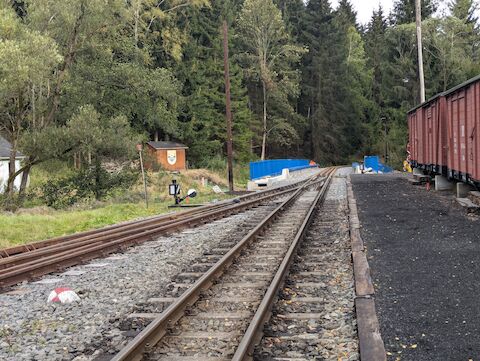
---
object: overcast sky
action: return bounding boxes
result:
[330,0,395,24]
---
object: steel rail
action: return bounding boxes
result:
[110,172,326,361]
[0,177,311,259]
[0,187,298,288]
[0,172,326,289]
[0,187,297,270]
[232,167,337,361]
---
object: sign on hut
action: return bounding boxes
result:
[147,141,188,171]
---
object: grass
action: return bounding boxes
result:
[0,166,240,249]
[0,193,230,249]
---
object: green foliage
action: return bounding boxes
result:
[237,0,306,159]
[392,0,438,25]
[450,0,479,24]
[174,2,253,165]
[40,167,138,209]
[3,0,480,203]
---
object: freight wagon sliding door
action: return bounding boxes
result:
[426,105,434,169]
[474,83,480,182]
[438,97,448,170]
[408,111,422,166]
[419,108,427,165]
[448,91,467,180]
[466,83,480,182]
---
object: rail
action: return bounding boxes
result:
[0,171,323,289]
[111,167,335,361]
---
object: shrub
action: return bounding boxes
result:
[40,166,138,209]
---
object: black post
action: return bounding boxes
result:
[383,117,389,164]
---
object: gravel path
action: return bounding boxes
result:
[352,174,480,360]
[0,201,283,361]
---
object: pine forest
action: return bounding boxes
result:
[1,0,479,206]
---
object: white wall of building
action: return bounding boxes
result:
[0,159,22,192]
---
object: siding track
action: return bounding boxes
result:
[0,178,315,290]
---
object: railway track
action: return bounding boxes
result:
[110,167,337,361]
[253,178,358,360]
[0,175,320,290]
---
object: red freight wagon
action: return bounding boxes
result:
[444,76,480,184]
[408,95,448,175]
[408,75,480,187]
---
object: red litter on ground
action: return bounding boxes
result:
[47,287,80,304]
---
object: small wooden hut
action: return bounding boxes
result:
[146,141,188,171]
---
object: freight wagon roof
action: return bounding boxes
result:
[408,74,480,114]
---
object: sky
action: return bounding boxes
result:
[331,0,394,24]
[330,0,457,25]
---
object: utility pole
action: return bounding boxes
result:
[223,20,234,193]
[415,0,426,103]
[137,144,148,208]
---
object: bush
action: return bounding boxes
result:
[40,166,138,209]
[200,155,227,172]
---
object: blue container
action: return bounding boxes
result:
[250,159,312,180]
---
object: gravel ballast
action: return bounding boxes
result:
[352,174,480,360]
[0,170,322,361]
[0,205,282,361]
[256,168,358,360]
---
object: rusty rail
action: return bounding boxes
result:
[0,172,323,289]
[232,167,337,360]
[0,177,310,259]
[110,168,334,361]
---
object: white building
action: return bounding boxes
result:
[0,135,24,192]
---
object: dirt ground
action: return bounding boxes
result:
[351,174,480,361]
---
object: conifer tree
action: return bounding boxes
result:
[300,0,350,163]
[449,0,479,24]
[175,2,253,165]
[365,7,389,108]
[392,0,438,24]
[274,0,306,40]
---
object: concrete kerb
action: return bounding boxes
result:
[346,175,387,361]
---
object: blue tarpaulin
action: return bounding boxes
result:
[363,156,393,173]
[250,159,313,180]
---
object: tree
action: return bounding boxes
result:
[392,0,438,25]
[449,0,479,24]
[335,0,358,29]
[0,6,62,195]
[299,0,349,164]
[126,0,210,61]
[365,7,389,106]
[238,0,305,160]
[364,7,389,152]
[174,2,254,165]
[423,17,480,92]
[66,105,139,199]
[274,0,306,40]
